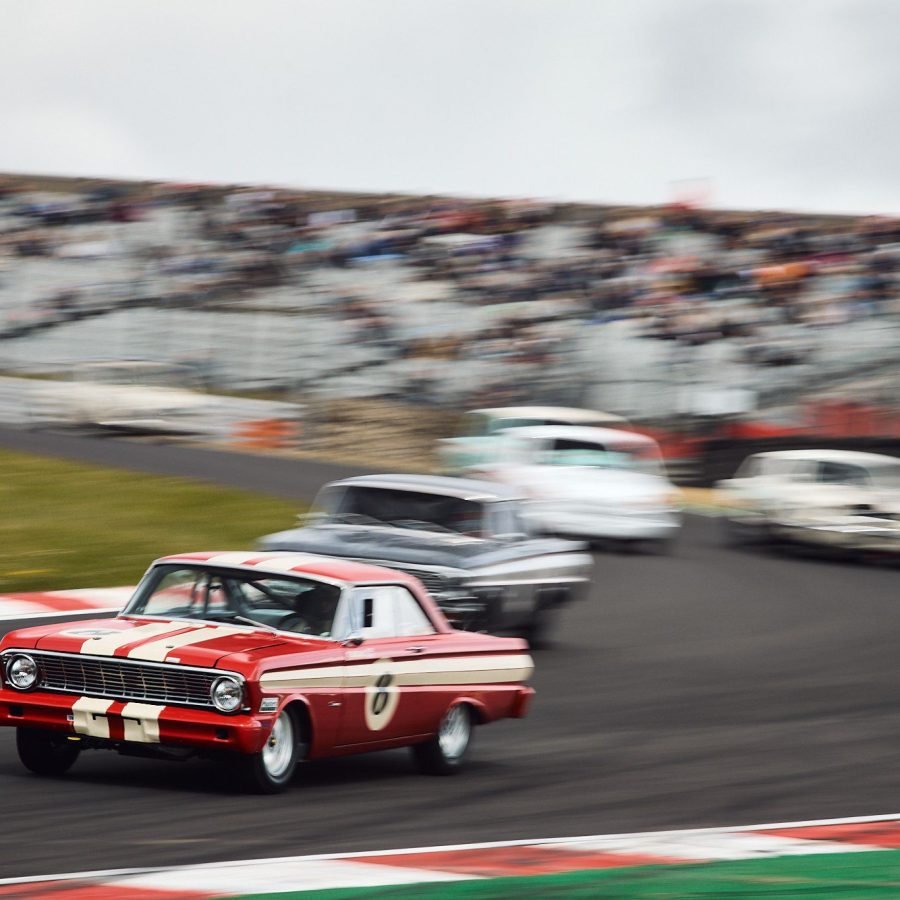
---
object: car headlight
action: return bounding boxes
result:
[211,675,244,712]
[5,653,38,691]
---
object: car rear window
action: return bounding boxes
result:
[331,487,485,537]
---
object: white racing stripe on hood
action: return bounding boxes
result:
[260,653,534,690]
[78,622,185,657]
[127,625,246,662]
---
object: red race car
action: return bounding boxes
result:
[0,553,534,792]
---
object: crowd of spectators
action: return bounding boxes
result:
[1,174,899,411]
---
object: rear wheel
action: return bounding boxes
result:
[16,728,80,776]
[722,515,772,547]
[236,707,306,794]
[721,516,747,546]
[412,703,473,775]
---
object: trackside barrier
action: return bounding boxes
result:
[233,418,303,450]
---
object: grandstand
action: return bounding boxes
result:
[1,172,899,469]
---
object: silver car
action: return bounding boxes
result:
[258,474,593,645]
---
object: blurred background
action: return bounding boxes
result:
[1,174,899,482]
[1,0,899,483]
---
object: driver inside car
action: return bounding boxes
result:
[282,584,340,637]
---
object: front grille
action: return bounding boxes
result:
[28,652,218,708]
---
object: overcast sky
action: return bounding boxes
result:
[2,0,898,214]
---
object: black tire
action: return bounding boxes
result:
[235,707,307,794]
[721,516,750,546]
[526,592,563,649]
[16,728,80,776]
[412,703,473,775]
[646,534,677,555]
[723,515,773,548]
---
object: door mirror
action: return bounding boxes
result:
[342,631,364,647]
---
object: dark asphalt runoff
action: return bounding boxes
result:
[0,425,371,500]
[1,430,899,879]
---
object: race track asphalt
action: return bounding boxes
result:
[1,429,900,879]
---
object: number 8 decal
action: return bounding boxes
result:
[365,659,400,731]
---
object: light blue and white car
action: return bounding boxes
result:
[439,406,629,473]
[467,425,681,550]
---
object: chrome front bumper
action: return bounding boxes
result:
[524,505,681,541]
[772,518,900,553]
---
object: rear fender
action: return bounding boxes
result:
[448,695,490,725]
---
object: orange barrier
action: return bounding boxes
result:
[232,418,302,449]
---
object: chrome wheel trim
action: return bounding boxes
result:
[438,705,470,760]
[262,711,294,778]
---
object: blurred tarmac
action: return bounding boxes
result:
[3,513,900,877]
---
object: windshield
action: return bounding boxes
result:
[124,565,343,638]
[319,486,485,537]
[539,438,665,477]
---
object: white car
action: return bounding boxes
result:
[469,425,681,549]
[717,449,900,554]
[439,406,630,472]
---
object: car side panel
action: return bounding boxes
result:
[337,634,534,748]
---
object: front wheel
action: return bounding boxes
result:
[527,592,564,649]
[17,728,80,776]
[412,703,473,775]
[235,707,305,793]
[645,534,677,555]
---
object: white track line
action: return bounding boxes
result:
[2,811,899,886]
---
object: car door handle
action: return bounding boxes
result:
[405,646,426,654]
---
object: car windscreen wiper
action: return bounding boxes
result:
[231,615,278,633]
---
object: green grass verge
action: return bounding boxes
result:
[230,849,900,899]
[0,449,302,593]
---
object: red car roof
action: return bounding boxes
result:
[156,551,418,586]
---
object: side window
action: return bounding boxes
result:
[767,459,813,481]
[389,586,436,636]
[344,586,436,639]
[489,502,524,537]
[786,461,816,482]
[818,462,869,486]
